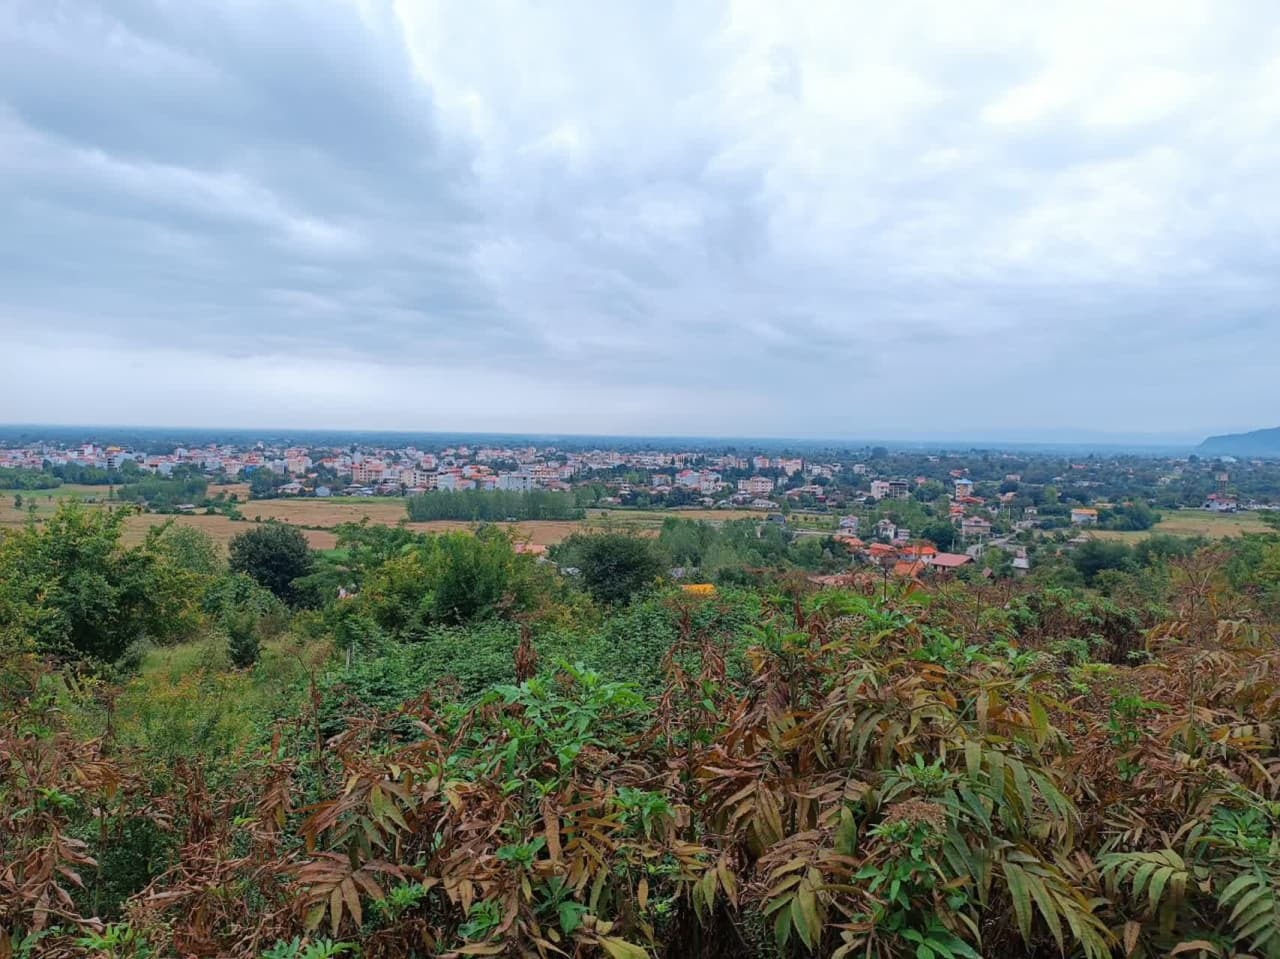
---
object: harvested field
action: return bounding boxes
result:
[0,484,114,530]
[3,491,770,553]
[239,497,407,528]
[119,514,338,550]
[404,519,589,546]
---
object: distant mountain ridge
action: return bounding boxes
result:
[1198,426,1280,457]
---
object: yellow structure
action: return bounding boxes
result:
[680,583,717,596]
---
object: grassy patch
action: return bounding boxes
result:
[1091,509,1272,541]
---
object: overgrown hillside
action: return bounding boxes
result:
[2,504,1278,959]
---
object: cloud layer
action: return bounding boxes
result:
[2,0,1279,438]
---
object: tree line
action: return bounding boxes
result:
[405,488,584,522]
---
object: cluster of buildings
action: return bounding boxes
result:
[1,439,836,503]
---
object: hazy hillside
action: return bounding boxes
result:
[1199,426,1280,456]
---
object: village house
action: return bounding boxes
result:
[960,515,992,540]
[1204,493,1239,512]
[1070,507,1099,525]
[900,544,938,563]
[1012,549,1031,577]
[675,469,700,489]
[866,542,899,565]
[930,552,975,573]
[892,560,928,579]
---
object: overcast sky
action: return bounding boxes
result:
[2,1,1278,440]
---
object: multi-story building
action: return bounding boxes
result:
[498,472,535,491]
[351,460,386,485]
[738,475,774,496]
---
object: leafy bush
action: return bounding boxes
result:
[228,522,315,606]
[552,532,664,606]
[0,501,202,661]
[226,611,261,669]
[352,527,554,635]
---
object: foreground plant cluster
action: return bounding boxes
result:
[1,509,1279,959]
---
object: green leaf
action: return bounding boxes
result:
[1148,865,1174,915]
[558,902,586,935]
[1004,862,1033,942]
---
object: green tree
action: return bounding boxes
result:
[1101,501,1159,531]
[0,502,198,661]
[228,522,315,606]
[983,546,1014,579]
[919,520,957,552]
[1071,539,1134,585]
[554,533,663,606]
[12,493,21,510]
[355,527,549,633]
[146,523,224,576]
[248,469,281,499]
[406,489,582,522]
[914,481,947,503]
[657,518,714,568]
[225,610,261,668]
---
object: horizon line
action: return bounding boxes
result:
[0,421,1213,449]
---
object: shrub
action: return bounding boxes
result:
[228,522,315,606]
[553,532,664,606]
[226,612,261,669]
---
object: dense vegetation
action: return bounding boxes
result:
[114,471,209,510]
[0,467,62,490]
[2,503,1279,959]
[406,489,585,522]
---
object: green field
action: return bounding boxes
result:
[1093,509,1272,542]
[0,483,115,526]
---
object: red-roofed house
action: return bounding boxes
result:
[867,543,898,563]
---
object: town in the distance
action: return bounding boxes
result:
[3,426,1278,583]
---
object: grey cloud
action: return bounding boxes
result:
[2,0,1280,436]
